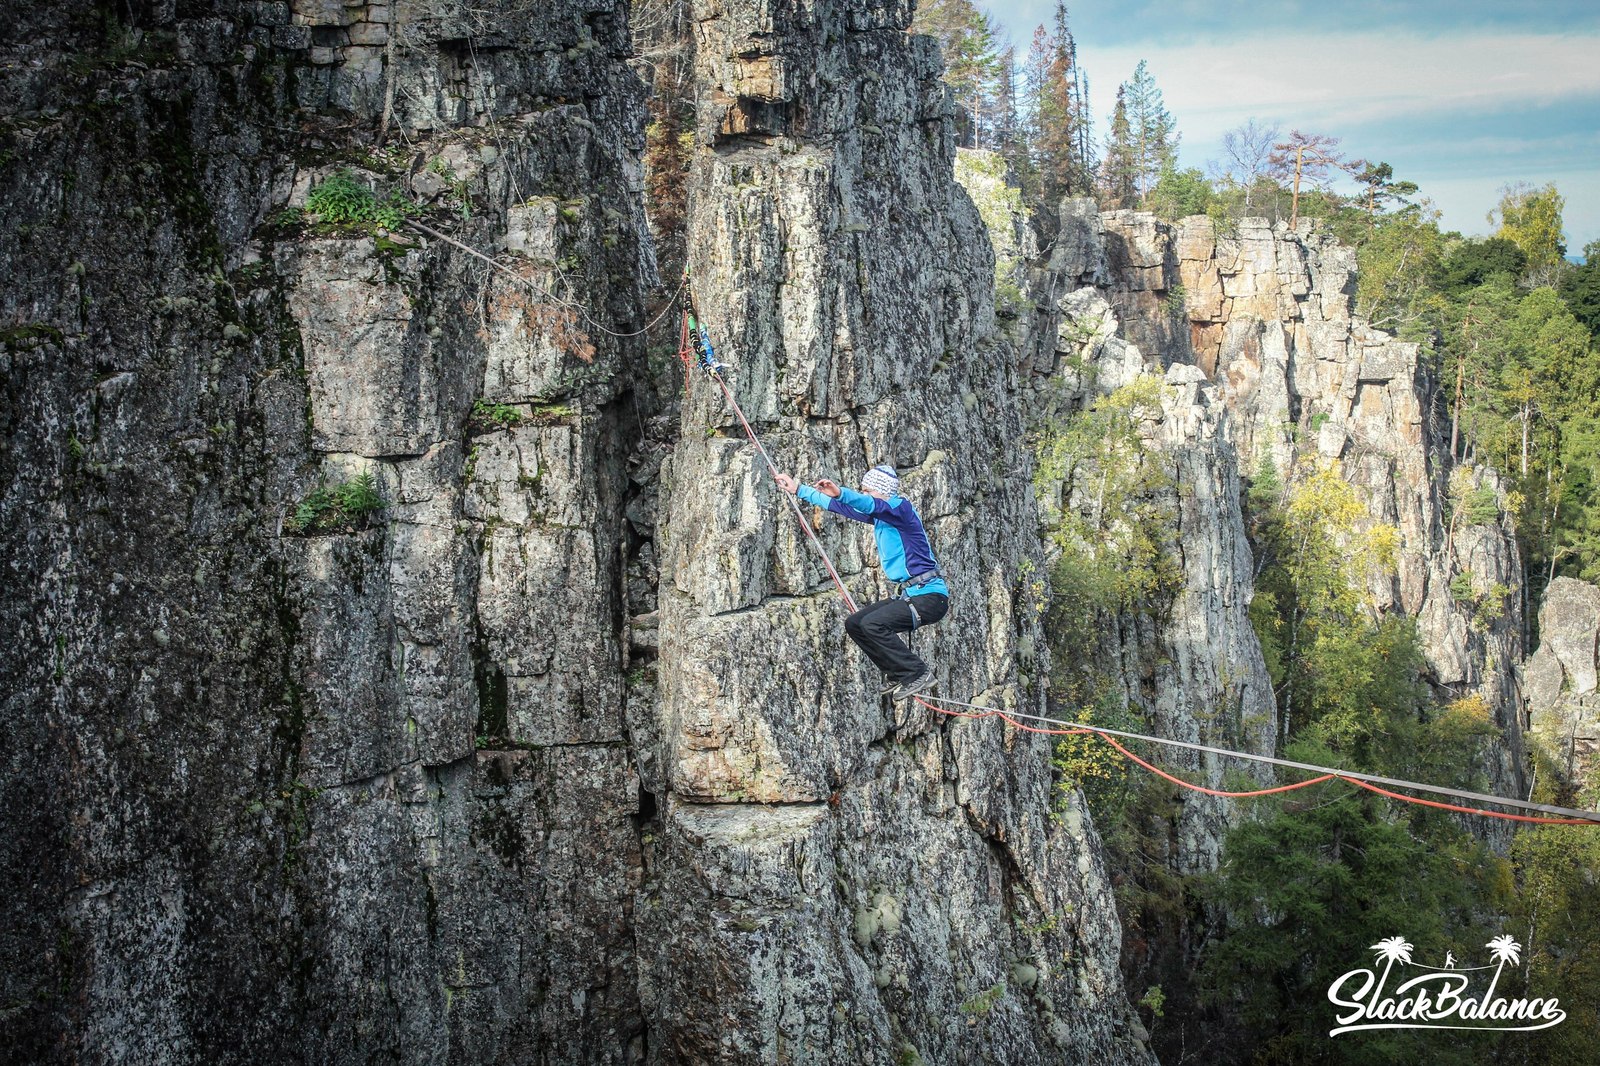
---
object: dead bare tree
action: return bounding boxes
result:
[1267,130,1351,229]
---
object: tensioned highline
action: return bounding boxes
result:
[912,689,1600,825]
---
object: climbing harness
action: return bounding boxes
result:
[674,282,1600,828]
[896,570,944,597]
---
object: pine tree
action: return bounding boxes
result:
[994,46,1023,165]
[1034,36,1075,203]
[912,0,1002,148]
[1099,85,1137,207]
[1053,3,1095,193]
[1122,60,1179,203]
[1017,24,1054,205]
[1024,4,1095,207]
[1352,161,1418,223]
[1267,130,1345,229]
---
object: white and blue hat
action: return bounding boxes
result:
[861,464,900,496]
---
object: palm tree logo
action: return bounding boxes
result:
[1370,936,1414,1000]
[1482,935,1522,1004]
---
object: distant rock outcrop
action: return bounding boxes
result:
[1024,201,1529,819]
[1524,576,1600,792]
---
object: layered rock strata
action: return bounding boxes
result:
[1033,203,1527,808]
[998,189,1534,1062]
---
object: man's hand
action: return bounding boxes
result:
[815,478,842,498]
[774,472,798,494]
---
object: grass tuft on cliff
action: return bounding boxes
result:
[283,473,384,536]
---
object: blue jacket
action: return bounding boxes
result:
[796,484,949,597]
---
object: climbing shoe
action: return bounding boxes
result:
[893,669,935,701]
[879,677,901,696]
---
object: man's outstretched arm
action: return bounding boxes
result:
[775,473,878,524]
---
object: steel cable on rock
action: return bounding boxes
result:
[403,218,686,340]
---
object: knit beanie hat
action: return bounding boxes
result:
[861,464,900,496]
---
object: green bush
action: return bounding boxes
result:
[1033,376,1183,642]
[1464,485,1500,525]
[305,170,415,231]
[1052,694,1146,808]
[284,472,384,535]
[1147,166,1216,222]
[472,399,525,430]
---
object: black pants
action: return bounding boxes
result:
[843,594,949,682]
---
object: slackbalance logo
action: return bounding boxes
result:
[1327,936,1566,1036]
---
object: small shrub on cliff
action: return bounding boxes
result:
[305,170,415,231]
[283,473,384,535]
[1465,486,1501,525]
[470,400,525,431]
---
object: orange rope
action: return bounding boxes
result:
[1093,728,1337,797]
[1344,777,1600,826]
[911,694,1594,820]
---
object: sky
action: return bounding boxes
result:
[983,1,1600,253]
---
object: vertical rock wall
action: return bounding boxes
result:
[2,2,655,1061]
[1171,215,1526,796]
[1018,202,1278,875]
[1004,188,1535,1060]
[1524,576,1600,793]
[636,3,1152,1063]
[2,2,1158,1064]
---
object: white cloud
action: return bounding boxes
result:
[1080,31,1600,145]
[1070,29,1600,245]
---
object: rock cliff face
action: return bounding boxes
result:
[2,2,1153,1064]
[985,187,1535,1063]
[633,3,1150,1062]
[2,1,655,1061]
[1174,214,1524,760]
[1524,577,1600,794]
